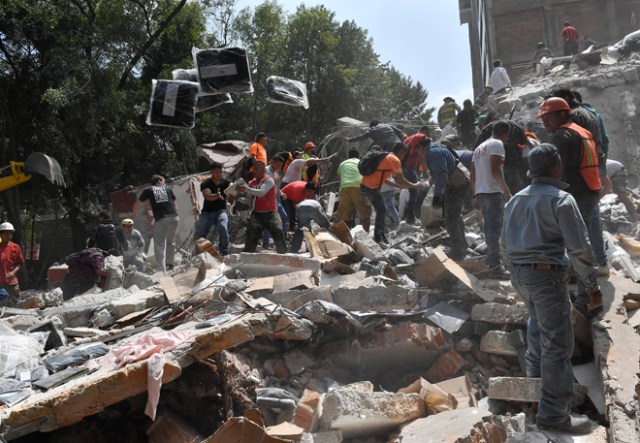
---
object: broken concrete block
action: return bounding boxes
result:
[266,421,304,441]
[397,378,457,414]
[487,377,542,401]
[108,290,166,319]
[471,302,528,325]
[247,270,317,295]
[284,348,315,375]
[395,408,501,443]
[304,230,354,260]
[265,286,333,311]
[435,375,475,409]
[480,330,519,356]
[425,349,466,383]
[351,226,386,261]
[320,388,425,438]
[332,285,417,310]
[622,67,640,83]
[228,253,322,278]
[294,389,325,432]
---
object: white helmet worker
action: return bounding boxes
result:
[0,222,15,232]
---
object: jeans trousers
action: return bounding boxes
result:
[244,211,287,254]
[444,185,469,260]
[195,209,229,255]
[154,216,179,271]
[477,192,505,267]
[382,191,400,226]
[403,167,420,222]
[263,197,288,245]
[361,185,386,241]
[511,266,574,425]
[573,192,600,311]
[290,206,331,253]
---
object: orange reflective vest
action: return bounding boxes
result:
[560,122,602,191]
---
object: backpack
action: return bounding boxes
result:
[94,223,119,255]
[358,151,389,177]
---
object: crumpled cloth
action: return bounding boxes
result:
[111,331,190,421]
[111,331,189,369]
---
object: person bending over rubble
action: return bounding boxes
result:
[87,212,129,257]
[121,219,146,271]
[238,161,288,254]
[61,248,109,300]
[0,222,24,305]
[195,162,230,257]
[289,183,331,253]
[502,144,600,435]
[604,159,639,226]
[360,143,423,246]
[427,136,470,261]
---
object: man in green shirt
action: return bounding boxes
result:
[337,149,371,231]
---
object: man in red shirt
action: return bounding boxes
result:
[0,222,24,305]
[238,162,287,253]
[361,143,423,245]
[560,22,579,56]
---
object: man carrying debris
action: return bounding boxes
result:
[347,120,405,152]
[471,120,512,275]
[0,222,24,305]
[121,219,146,271]
[337,148,371,232]
[289,182,331,253]
[238,161,288,254]
[360,143,423,245]
[427,136,470,261]
[132,175,179,272]
[502,144,599,435]
[88,212,128,257]
[402,127,431,224]
[537,97,602,314]
[195,162,230,257]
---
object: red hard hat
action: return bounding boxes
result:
[304,141,316,150]
[537,97,571,119]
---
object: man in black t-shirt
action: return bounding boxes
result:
[195,162,231,256]
[133,174,179,271]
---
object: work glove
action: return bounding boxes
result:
[432,194,444,210]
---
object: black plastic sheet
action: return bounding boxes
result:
[146,80,199,128]
[193,47,253,94]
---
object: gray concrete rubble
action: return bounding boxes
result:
[7,53,640,440]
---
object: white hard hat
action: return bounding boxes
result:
[0,222,15,232]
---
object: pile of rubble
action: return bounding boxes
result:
[1,212,637,443]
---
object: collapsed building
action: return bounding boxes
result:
[3,44,640,443]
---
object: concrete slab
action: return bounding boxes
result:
[395,408,501,443]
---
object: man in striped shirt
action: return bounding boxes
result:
[560,22,579,56]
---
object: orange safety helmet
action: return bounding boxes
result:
[304,141,316,150]
[537,97,571,119]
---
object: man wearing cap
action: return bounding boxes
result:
[502,143,599,435]
[238,161,288,254]
[195,161,231,257]
[537,97,602,314]
[437,97,460,130]
[0,222,24,305]
[337,149,371,231]
[121,219,146,271]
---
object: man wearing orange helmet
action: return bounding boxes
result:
[537,97,602,316]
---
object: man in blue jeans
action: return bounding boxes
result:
[502,144,601,435]
[471,120,512,276]
[195,162,230,256]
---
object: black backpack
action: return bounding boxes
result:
[94,224,119,255]
[358,151,389,177]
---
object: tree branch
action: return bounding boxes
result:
[117,0,187,89]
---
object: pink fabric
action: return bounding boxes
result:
[111,331,189,369]
[144,352,165,420]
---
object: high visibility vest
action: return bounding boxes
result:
[561,122,602,191]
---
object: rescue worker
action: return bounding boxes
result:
[437,97,460,129]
